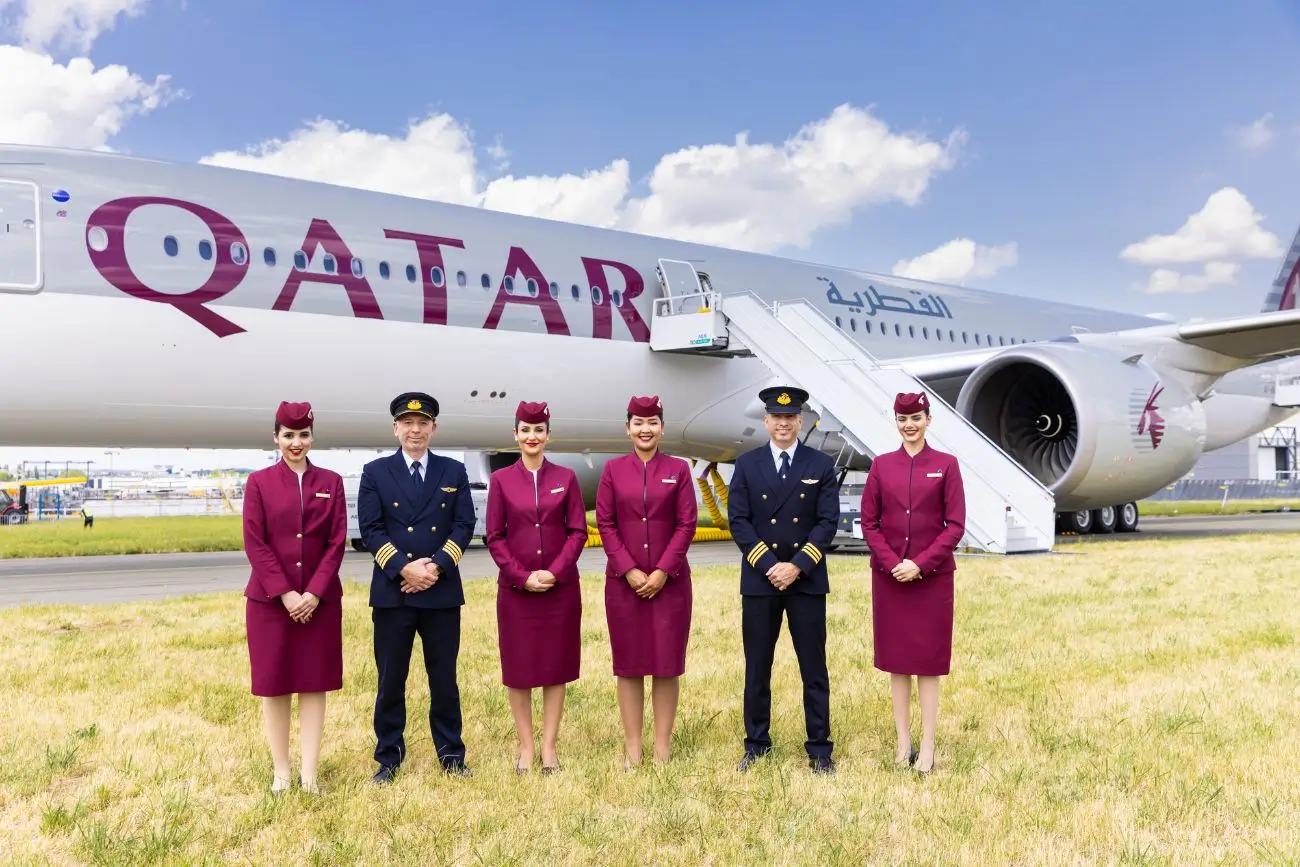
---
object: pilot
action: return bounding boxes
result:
[484,400,588,775]
[727,386,841,774]
[241,400,347,795]
[858,391,967,776]
[594,395,698,768]
[358,392,477,783]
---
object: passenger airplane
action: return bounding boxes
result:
[2,144,1300,536]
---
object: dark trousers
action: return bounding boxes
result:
[372,606,465,768]
[742,594,832,760]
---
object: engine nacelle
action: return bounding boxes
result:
[956,343,1207,512]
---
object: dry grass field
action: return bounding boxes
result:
[1,534,1297,865]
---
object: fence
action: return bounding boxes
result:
[1143,479,1300,502]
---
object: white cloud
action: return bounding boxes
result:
[0,0,147,53]
[891,238,1018,284]
[1142,261,1240,294]
[0,44,170,149]
[1120,187,1282,265]
[199,104,965,254]
[1230,113,1275,152]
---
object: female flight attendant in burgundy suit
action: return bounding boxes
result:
[242,401,347,794]
[596,395,698,767]
[485,401,589,774]
[860,391,966,776]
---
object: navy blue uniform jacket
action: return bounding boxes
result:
[358,451,477,609]
[728,443,840,596]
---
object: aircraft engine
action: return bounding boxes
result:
[955,343,1207,512]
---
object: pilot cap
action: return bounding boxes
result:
[627,395,664,419]
[275,401,313,430]
[894,392,930,414]
[515,401,550,424]
[758,386,809,414]
[390,392,438,420]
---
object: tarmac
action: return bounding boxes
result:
[1,512,1297,608]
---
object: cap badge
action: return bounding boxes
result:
[407,400,422,410]
[777,392,791,405]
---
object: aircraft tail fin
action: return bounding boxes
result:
[1261,221,1300,312]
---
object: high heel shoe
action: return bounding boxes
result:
[270,775,291,795]
[894,747,918,769]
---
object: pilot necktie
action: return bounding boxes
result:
[779,451,790,480]
[411,459,423,485]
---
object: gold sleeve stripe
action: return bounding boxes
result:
[442,540,464,565]
[746,542,770,568]
[376,543,398,569]
[802,543,823,565]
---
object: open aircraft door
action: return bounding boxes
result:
[0,179,42,293]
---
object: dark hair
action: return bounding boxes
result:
[627,413,665,423]
[274,423,314,435]
[515,419,550,432]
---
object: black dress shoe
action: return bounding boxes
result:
[737,751,764,772]
[372,764,399,784]
[442,760,473,777]
[809,756,836,775]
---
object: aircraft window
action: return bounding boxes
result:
[998,336,1004,346]
[613,289,624,306]
[198,240,213,261]
[909,325,915,338]
[922,327,929,340]
[481,273,491,289]
[323,254,336,274]
[986,334,993,346]
[457,270,467,288]
[548,281,559,299]
[351,257,364,277]
[975,334,982,345]
[570,284,580,300]
[264,247,276,266]
[894,323,901,337]
[504,275,515,294]
[431,266,445,287]
[163,235,178,257]
[379,261,390,279]
[850,319,857,332]
[591,286,604,305]
[949,329,955,342]
[834,316,842,328]
[231,242,248,265]
[526,278,538,297]
[405,265,417,283]
[293,251,307,270]
[864,320,872,334]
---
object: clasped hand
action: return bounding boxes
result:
[891,558,922,582]
[280,590,319,623]
[524,570,557,592]
[766,562,801,591]
[625,568,668,599]
[400,558,440,593]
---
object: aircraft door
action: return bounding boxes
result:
[656,258,705,314]
[0,179,42,293]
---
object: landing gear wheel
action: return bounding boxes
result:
[1062,509,1093,535]
[1091,505,1117,534]
[1117,502,1139,533]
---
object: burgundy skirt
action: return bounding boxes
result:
[496,579,582,689]
[871,567,954,676]
[605,571,692,678]
[245,597,343,696]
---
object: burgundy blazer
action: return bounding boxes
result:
[242,459,347,603]
[859,443,966,578]
[595,451,697,580]
[485,458,588,590]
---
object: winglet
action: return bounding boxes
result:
[1261,223,1300,312]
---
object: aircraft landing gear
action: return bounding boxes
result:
[1057,502,1138,536]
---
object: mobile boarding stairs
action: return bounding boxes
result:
[646,259,1056,555]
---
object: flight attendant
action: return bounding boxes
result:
[859,391,967,776]
[595,395,698,767]
[242,401,346,795]
[485,401,589,774]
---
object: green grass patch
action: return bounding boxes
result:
[1138,498,1300,516]
[0,516,244,559]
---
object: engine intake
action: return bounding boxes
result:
[955,343,1206,512]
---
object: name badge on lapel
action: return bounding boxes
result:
[550,486,565,494]
[926,472,944,478]
[314,492,331,498]
[661,478,677,484]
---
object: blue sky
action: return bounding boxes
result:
[2,0,1299,471]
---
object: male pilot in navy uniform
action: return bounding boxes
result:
[359,392,477,782]
[728,386,840,774]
